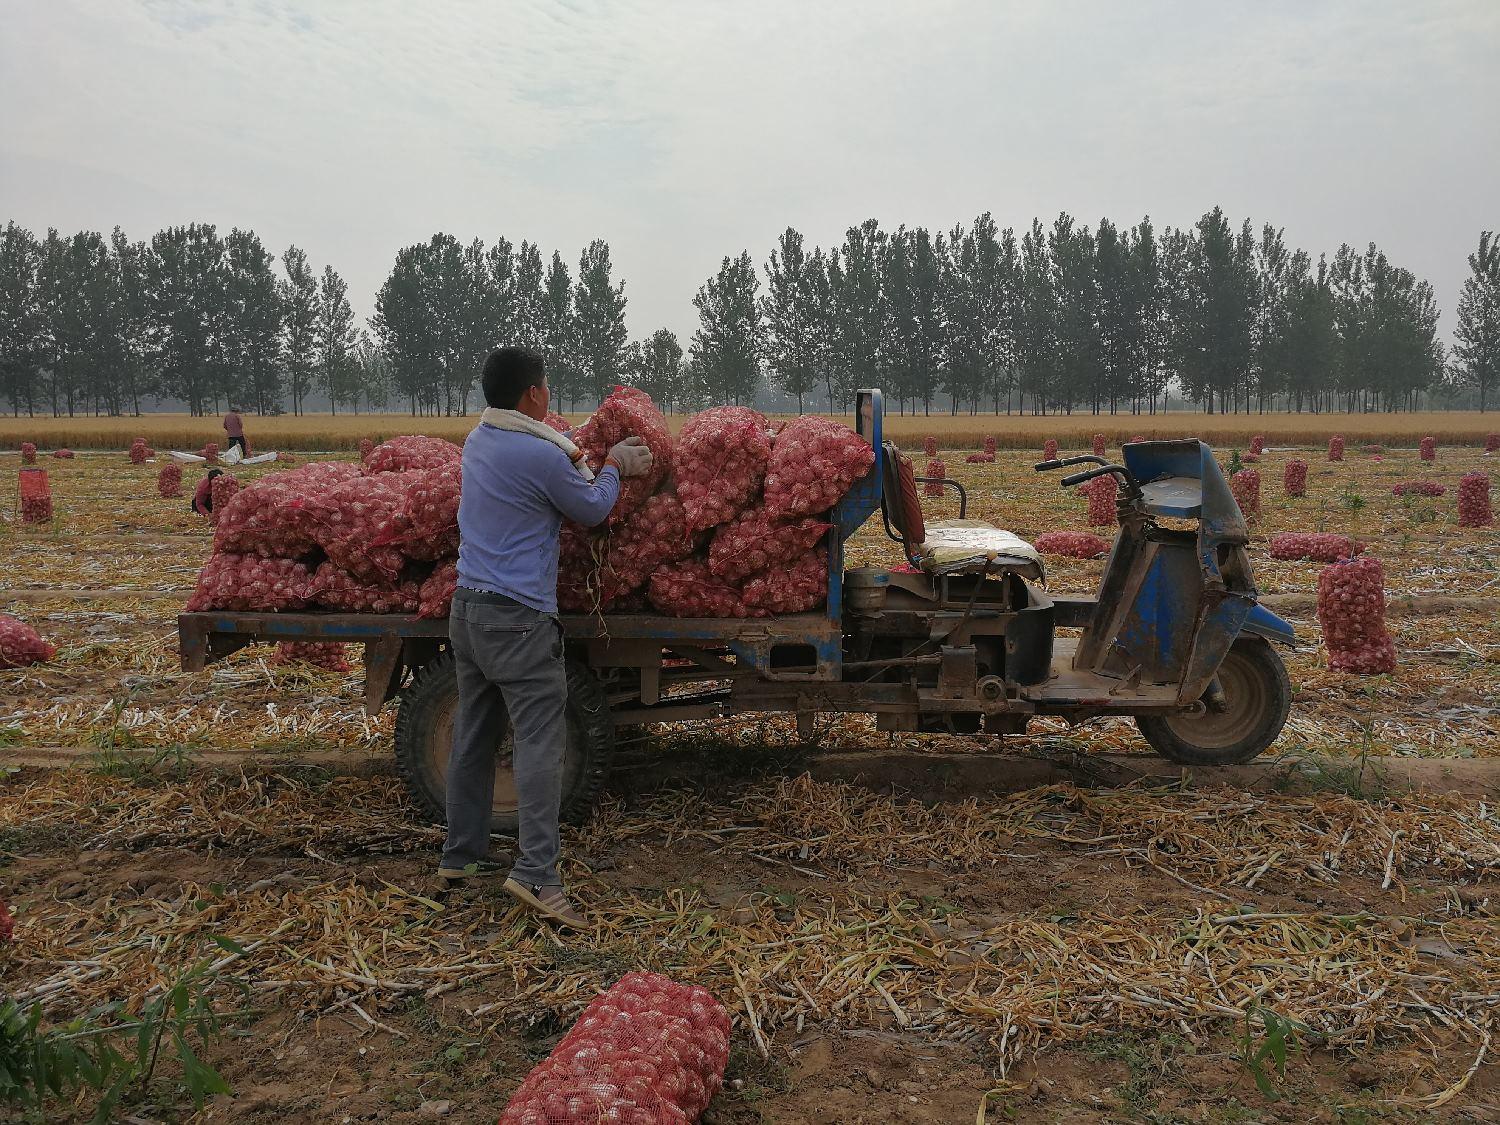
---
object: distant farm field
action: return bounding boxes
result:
[0,409,1497,452]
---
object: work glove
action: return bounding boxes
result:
[606,436,654,478]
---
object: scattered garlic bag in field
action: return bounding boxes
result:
[20,441,36,464]
[1036,530,1110,559]
[1086,473,1116,526]
[1317,554,1396,675]
[1250,434,1265,456]
[157,462,182,498]
[1391,481,1445,497]
[1284,459,1308,497]
[1043,438,1058,460]
[1327,435,1344,462]
[1420,436,1435,461]
[922,435,937,457]
[0,614,55,668]
[1457,472,1492,527]
[1269,533,1363,563]
[1230,467,1260,520]
[923,457,946,498]
[1091,433,1105,457]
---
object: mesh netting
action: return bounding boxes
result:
[500,971,731,1125]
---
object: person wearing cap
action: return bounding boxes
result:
[437,346,652,927]
[223,408,248,456]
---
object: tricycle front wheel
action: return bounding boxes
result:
[1136,637,1291,766]
[393,650,614,833]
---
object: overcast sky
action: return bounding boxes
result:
[2,0,1496,346]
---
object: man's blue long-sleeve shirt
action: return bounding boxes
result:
[456,424,620,613]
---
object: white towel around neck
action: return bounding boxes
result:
[478,407,594,480]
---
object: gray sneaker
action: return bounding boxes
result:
[503,878,588,928]
[436,855,512,888]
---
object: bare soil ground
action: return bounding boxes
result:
[2,440,1498,1122]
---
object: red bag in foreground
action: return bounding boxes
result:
[1458,472,1492,527]
[1230,468,1260,520]
[1283,460,1308,498]
[674,405,771,532]
[500,972,731,1125]
[0,614,55,668]
[923,458,945,499]
[1317,554,1396,675]
[763,416,873,520]
[572,386,672,525]
[708,509,829,584]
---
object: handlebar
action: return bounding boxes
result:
[1060,465,1121,487]
[1034,455,1106,472]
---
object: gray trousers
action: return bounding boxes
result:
[441,589,567,886]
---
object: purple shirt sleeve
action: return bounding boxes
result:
[543,460,620,528]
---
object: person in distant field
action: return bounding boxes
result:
[223,408,248,455]
[438,346,653,927]
[192,468,224,518]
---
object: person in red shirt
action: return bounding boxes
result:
[223,408,248,455]
[191,468,223,518]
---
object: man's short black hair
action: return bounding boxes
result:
[482,347,546,409]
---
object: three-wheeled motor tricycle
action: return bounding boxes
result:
[178,389,1295,830]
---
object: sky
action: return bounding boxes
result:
[2,0,1497,346]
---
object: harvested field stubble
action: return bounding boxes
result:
[1,423,1499,1118]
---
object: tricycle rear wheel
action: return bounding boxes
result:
[1136,637,1290,765]
[393,649,613,833]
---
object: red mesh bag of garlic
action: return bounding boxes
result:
[964,452,995,464]
[923,457,945,499]
[1230,468,1260,519]
[213,462,362,557]
[1091,433,1105,457]
[383,461,461,561]
[157,462,182,498]
[572,386,672,525]
[1269,532,1363,563]
[358,437,374,463]
[1419,436,1435,461]
[604,492,697,600]
[1284,459,1308,497]
[1086,473,1117,526]
[649,558,764,618]
[298,473,418,583]
[363,434,461,475]
[673,406,771,532]
[708,509,830,584]
[1486,433,1499,454]
[129,438,147,464]
[1131,434,1146,444]
[309,562,421,613]
[20,442,35,464]
[499,971,731,1125]
[200,442,219,463]
[19,467,52,524]
[762,416,873,521]
[0,614,55,668]
[271,641,351,673]
[922,435,937,457]
[1250,434,1265,456]
[1317,554,1396,675]
[558,523,609,613]
[1043,438,1057,460]
[742,546,828,614]
[417,560,457,619]
[1327,435,1344,462]
[1391,481,1445,498]
[52,448,74,459]
[1035,530,1110,559]
[185,554,315,611]
[1458,472,1492,527]
[543,412,571,433]
[209,474,241,524]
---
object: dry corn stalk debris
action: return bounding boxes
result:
[1,771,1495,1081]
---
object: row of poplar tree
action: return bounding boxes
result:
[2,211,1497,417]
[0,222,373,418]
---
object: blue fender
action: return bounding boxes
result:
[1241,603,1295,645]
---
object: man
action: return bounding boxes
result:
[439,346,652,927]
[191,467,224,518]
[223,407,248,455]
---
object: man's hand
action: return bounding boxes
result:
[606,436,654,478]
